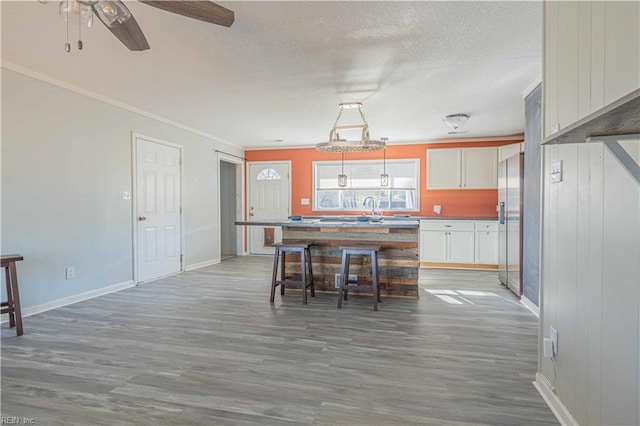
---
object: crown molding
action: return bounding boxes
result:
[1,61,242,151]
[245,135,525,151]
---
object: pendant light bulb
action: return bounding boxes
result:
[380,138,389,187]
[338,152,347,187]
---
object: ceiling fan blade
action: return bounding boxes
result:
[92,1,150,51]
[139,1,234,27]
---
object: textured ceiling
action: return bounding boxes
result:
[1,1,541,149]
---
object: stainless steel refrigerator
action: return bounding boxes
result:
[498,152,523,296]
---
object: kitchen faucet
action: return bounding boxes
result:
[363,196,381,217]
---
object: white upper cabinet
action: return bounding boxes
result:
[426,148,462,189]
[427,147,497,190]
[498,143,523,163]
[544,1,640,138]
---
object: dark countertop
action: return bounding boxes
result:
[235,219,419,228]
[235,215,498,228]
[416,216,498,221]
[299,215,498,221]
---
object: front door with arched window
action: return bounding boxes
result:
[247,162,291,255]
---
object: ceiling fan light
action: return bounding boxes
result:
[93,0,132,27]
[59,0,94,27]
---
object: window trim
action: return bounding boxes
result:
[312,158,420,212]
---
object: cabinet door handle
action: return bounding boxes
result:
[445,225,452,227]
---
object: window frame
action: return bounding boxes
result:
[312,158,420,212]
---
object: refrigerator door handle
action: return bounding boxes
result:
[499,202,506,224]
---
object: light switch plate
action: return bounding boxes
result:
[550,161,562,183]
[301,198,310,205]
[433,205,442,215]
[122,191,131,200]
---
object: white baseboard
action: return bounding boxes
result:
[534,373,578,426]
[521,295,540,317]
[184,258,220,271]
[1,280,135,323]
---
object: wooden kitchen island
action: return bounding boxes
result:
[236,219,420,298]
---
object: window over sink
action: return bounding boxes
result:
[313,158,419,211]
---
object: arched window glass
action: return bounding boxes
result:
[256,168,281,180]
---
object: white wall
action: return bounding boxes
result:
[538,139,640,425]
[1,69,243,311]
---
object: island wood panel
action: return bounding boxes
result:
[282,226,419,298]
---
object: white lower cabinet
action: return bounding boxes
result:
[447,230,475,263]
[475,221,498,264]
[420,220,498,267]
[420,231,448,263]
[419,221,475,264]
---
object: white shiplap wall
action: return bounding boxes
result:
[538,139,640,425]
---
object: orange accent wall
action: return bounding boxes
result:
[244,139,521,218]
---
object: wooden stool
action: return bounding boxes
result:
[271,242,315,304]
[1,254,24,336]
[337,245,382,311]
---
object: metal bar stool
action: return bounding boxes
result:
[270,242,315,304]
[337,245,382,311]
[1,254,24,336]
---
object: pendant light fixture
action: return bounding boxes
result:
[338,152,347,187]
[380,138,389,187]
[316,102,386,152]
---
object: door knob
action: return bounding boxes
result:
[249,212,254,217]
[138,216,147,221]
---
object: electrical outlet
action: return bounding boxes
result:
[65,266,75,280]
[433,205,442,215]
[334,274,358,288]
[300,198,310,205]
[550,326,558,355]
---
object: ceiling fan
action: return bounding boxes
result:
[53,1,234,51]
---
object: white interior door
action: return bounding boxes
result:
[136,137,182,282]
[248,162,290,255]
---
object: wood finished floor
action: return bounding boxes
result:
[1,257,556,425]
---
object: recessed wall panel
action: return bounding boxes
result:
[144,227,158,263]
[164,226,177,259]
[165,174,176,213]
[144,170,157,214]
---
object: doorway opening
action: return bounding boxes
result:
[218,155,244,261]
